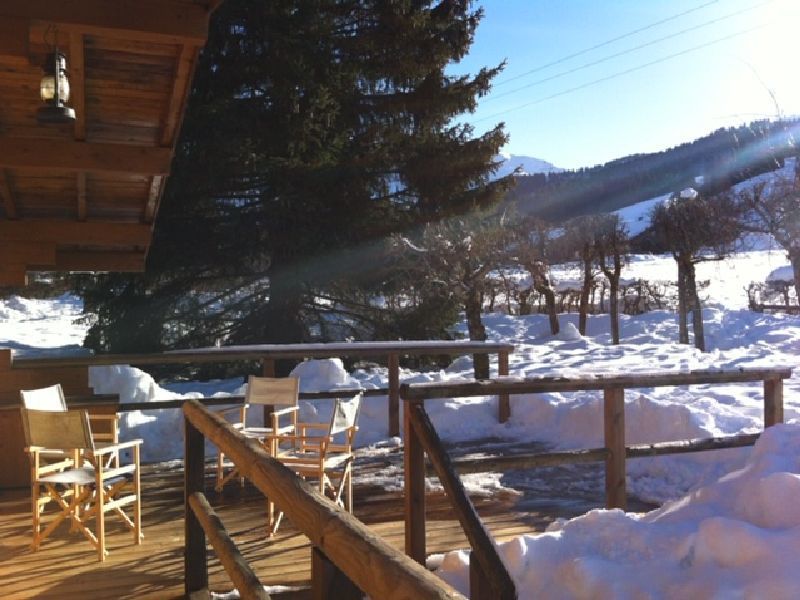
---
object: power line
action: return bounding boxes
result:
[474,23,768,125]
[494,0,721,87]
[486,0,773,104]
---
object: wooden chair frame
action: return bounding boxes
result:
[215,375,300,492]
[22,408,143,562]
[265,392,362,536]
[20,383,121,468]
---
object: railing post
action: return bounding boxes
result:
[497,350,510,423]
[184,412,208,597]
[261,357,276,426]
[469,549,494,600]
[764,377,784,427]
[311,546,361,600]
[403,396,426,565]
[388,353,400,437]
[603,386,626,510]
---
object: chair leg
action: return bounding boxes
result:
[95,472,107,562]
[134,445,143,544]
[30,482,40,550]
[216,451,224,492]
[346,466,353,513]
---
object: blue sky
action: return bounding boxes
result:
[454,0,800,169]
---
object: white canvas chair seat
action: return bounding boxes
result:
[38,467,96,486]
[22,408,143,562]
[266,392,362,536]
[215,376,300,492]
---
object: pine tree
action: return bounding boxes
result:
[77,0,510,359]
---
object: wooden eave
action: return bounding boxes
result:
[0,0,221,286]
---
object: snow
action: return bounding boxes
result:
[3,245,800,597]
[437,424,800,599]
[767,265,794,283]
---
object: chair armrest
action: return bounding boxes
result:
[297,422,329,431]
[271,406,299,416]
[92,439,143,456]
[88,414,118,423]
[265,433,326,443]
[214,404,248,415]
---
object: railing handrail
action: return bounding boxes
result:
[10,340,514,368]
[401,367,793,399]
[400,366,791,590]
[187,492,271,600]
[182,399,464,600]
[407,400,517,600]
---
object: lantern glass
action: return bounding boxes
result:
[39,53,70,104]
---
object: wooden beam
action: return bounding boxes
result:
[182,400,464,600]
[188,493,270,600]
[0,265,27,287]
[408,402,516,600]
[0,16,28,57]
[404,400,426,565]
[49,250,147,272]
[388,353,400,437]
[144,176,162,223]
[77,172,87,221]
[5,1,209,46]
[497,350,510,423]
[69,33,86,141]
[604,387,626,510]
[764,378,784,427]
[161,45,197,146]
[0,139,172,176]
[0,170,17,220]
[0,241,56,265]
[0,220,151,246]
[184,416,208,597]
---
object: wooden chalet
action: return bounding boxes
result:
[0,0,223,287]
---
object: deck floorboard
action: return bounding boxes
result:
[0,459,552,599]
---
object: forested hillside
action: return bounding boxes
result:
[506,118,799,220]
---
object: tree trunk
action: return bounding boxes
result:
[685,262,705,351]
[790,249,800,305]
[609,278,620,345]
[578,253,593,335]
[465,286,489,379]
[233,265,306,376]
[518,288,531,316]
[534,283,559,334]
[677,260,689,345]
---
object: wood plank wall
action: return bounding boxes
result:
[0,348,92,487]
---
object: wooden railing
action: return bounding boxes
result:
[183,399,464,600]
[405,399,517,600]
[400,367,792,596]
[11,340,513,437]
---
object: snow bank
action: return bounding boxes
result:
[437,423,800,599]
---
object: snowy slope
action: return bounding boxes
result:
[615,157,797,238]
[494,153,562,179]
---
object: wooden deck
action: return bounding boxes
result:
[0,459,551,599]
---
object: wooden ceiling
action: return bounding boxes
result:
[0,0,222,286]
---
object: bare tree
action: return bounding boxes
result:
[513,216,560,334]
[594,214,629,344]
[561,215,602,335]
[739,160,800,301]
[393,213,511,378]
[651,189,741,350]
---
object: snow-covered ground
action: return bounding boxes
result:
[3,248,800,598]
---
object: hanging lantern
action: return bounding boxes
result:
[37,50,75,124]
